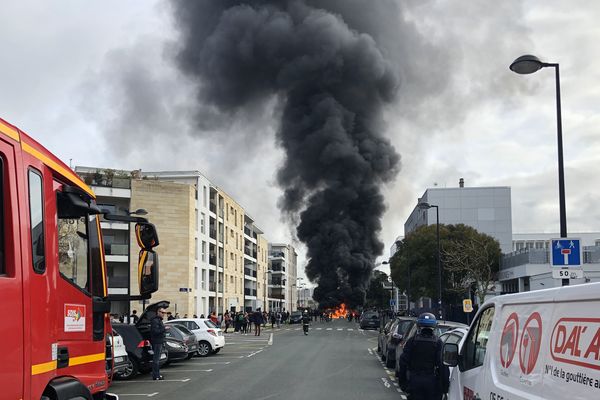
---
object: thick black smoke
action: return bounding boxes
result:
[170,0,400,308]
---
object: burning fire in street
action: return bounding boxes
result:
[330,303,348,319]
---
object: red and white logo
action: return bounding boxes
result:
[500,312,519,368]
[64,304,86,332]
[519,312,542,375]
[551,317,600,371]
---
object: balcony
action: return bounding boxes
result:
[209,228,217,240]
[244,288,257,296]
[209,201,217,214]
[105,244,129,256]
[244,268,257,278]
[209,281,216,291]
[270,251,285,258]
[107,275,129,288]
[209,256,217,266]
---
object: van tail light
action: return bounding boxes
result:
[137,340,151,348]
[207,329,217,337]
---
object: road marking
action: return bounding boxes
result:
[268,333,273,345]
[247,350,263,358]
[295,328,301,331]
[185,361,230,365]
[368,349,373,355]
[209,356,245,359]
[316,328,322,330]
[118,378,191,383]
[347,329,354,331]
[166,369,213,372]
[117,393,159,397]
[381,377,391,389]
[326,328,332,331]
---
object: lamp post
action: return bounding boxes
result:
[510,54,568,286]
[417,202,442,319]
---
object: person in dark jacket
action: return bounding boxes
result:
[398,313,449,400]
[150,307,167,380]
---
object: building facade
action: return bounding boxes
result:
[268,243,298,312]
[404,182,512,253]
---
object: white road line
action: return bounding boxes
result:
[268,333,273,345]
[368,349,373,355]
[166,369,213,372]
[316,328,322,330]
[118,378,191,383]
[381,377,391,389]
[117,394,159,398]
[247,350,263,358]
[295,328,301,331]
[337,328,343,331]
[326,328,332,331]
[347,329,354,331]
[185,361,230,365]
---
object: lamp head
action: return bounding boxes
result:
[417,202,432,210]
[510,54,544,74]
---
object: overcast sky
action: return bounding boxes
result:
[2,1,599,281]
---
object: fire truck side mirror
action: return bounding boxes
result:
[135,222,159,250]
[93,296,111,314]
[139,250,159,296]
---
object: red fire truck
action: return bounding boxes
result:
[0,118,160,399]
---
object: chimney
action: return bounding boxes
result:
[459,178,464,188]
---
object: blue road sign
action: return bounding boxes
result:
[390,299,396,306]
[551,239,581,267]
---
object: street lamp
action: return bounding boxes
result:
[509,55,567,239]
[417,202,442,319]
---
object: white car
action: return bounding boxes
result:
[166,318,225,357]
[439,327,468,376]
[109,329,129,376]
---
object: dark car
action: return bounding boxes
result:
[165,324,198,359]
[289,311,303,324]
[394,319,468,379]
[377,319,395,354]
[112,323,168,380]
[359,311,380,330]
[163,335,189,364]
[380,317,416,368]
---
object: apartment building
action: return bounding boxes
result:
[77,167,272,317]
[268,243,298,312]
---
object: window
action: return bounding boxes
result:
[200,213,205,234]
[195,238,198,260]
[201,241,206,262]
[461,306,495,371]
[28,169,45,273]
[58,216,89,292]
[203,186,207,207]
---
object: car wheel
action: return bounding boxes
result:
[385,351,394,368]
[115,356,138,380]
[213,348,221,354]
[198,341,213,357]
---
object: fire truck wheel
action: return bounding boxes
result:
[198,341,213,357]
[115,357,138,380]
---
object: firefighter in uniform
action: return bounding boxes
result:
[398,312,449,400]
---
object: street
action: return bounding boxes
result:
[110,319,405,400]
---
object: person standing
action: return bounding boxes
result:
[130,309,139,324]
[398,313,449,400]
[150,307,167,381]
[253,308,263,336]
[224,311,231,333]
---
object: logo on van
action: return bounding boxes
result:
[550,317,600,371]
[519,312,542,375]
[500,312,519,368]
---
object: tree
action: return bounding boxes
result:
[365,270,390,309]
[443,231,501,305]
[389,224,501,309]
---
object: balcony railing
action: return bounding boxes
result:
[270,251,285,258]
[209,281,216,291]
[209,202,217,214]
[244,288,257,296]
[244,268,257,278]
[209,256,217,266]
[209,228,217,240]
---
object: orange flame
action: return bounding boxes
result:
[330,303,348,319]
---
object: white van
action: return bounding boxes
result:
[443,282,600,400]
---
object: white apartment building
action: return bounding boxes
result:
[268,243,298,312]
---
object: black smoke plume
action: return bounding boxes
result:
[170,0,400,308]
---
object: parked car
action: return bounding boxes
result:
[166,318,225,357]
[381,317,416,368]
[165,324,199,359]
[377,319,396,353]
[359,311,380,330]
[395,319,468,378]
[108,329,130,377]
[289,311,303,324]
[164,336,189,364]
[112,323,168,380]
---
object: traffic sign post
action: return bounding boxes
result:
[463,299,473,313]
[551,238,583,281]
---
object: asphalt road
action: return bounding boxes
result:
[109,319,406,400]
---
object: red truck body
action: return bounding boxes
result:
[0,118,113,399]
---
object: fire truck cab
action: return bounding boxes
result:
[0,118,159,399]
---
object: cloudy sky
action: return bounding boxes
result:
[2,1,599,281]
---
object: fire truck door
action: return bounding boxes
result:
[0,137,24,398]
